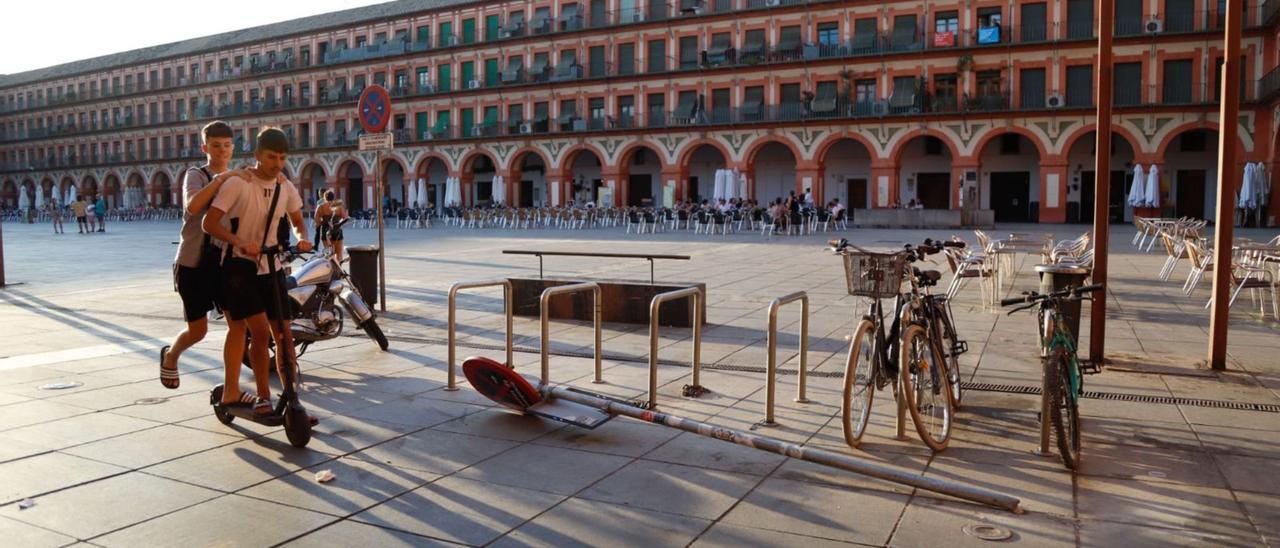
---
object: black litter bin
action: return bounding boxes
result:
[347,245,380,307]
[1035,264,1090,344]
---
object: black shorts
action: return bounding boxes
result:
[176,265,221,322]
[220,259,285,321]
[77,216,86,223]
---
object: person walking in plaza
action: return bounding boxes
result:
[315,190,347,263]
[72,196,88,233]
[51,198,65,234]
[202,127,313,414]
[85,195,97,232]
[95,194,107,232]
[160,121,244,389]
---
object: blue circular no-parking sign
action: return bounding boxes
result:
[357,85,392,134]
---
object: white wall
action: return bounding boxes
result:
[822,140,872,207]
[754,143,796,204]
[899,145,952,206]
[688,145,726,203]
[1162,132,1219,221]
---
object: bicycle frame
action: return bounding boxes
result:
[1043,307,1082,399]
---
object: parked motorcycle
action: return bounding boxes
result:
[241,233,388,365]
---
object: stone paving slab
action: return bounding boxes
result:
[1,221,1278,546]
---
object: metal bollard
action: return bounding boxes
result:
[539,282,603,387]
[648,286,703,409]
[447,280,513,390]
[764,291,809,425]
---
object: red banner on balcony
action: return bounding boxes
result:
[933,31,956,48]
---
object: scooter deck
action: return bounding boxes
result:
[221,404,285,426]
[526,398,613,429]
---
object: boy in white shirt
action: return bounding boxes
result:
[203,128,313,415]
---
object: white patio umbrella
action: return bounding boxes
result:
[1127,164,1145,207]
[1144,164,1160,209]
[738,171,749,201]
[417,178,428,208]
[1239,163,1257,210]
[723,170,737,200]
[407,179,417,209]
[447,177,461,206]
[493,175,505,205]
[712,170,725,202]
[18,188,30,210]
[64,185,75,206]
[34,188,45,209]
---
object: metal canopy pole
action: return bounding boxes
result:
[1208,0,1243,370]
[377,150,387,312]
[1089,0,1115,365]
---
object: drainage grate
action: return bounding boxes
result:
[373,333,1280,412]
[962,382,1280,413]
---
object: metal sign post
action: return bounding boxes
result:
[357,85,393,313]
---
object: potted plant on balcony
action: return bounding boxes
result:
[956,55,975,73]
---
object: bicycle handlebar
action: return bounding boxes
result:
[1000,283,1105,307]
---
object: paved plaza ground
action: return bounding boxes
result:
[0,219,1277,547]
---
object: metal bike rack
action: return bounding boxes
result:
[447,279,514,391]
[648,286,703,409]
[540,282,603,387]
[764,291,809,425]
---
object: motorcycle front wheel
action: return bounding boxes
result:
[362,319,389,351]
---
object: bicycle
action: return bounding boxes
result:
[1001,283,1104,470]
[831,238,962,451]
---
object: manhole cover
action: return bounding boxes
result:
[962,523,1013,541]
[134,397,169,405]
[39,381,83,391]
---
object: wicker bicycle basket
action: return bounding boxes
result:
[842,251,906,299]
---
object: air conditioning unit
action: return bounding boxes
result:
[765,0,780,6]
[471,125,483,136]
[519,122,533,134]
[1145,18,1163,33]
[630,12,645,23]
[467,79,481,89]
[871,100,889,116]
[1047,93,1065,108]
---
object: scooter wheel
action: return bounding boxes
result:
[283,406,311,448]
[210,385,235,425]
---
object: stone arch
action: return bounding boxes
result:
[888,128,962,163]
[680,143,730,204]
[459,149,499,207]
[742,135,805,170]
[969,126,1051,160]
[558,143,608,173]
[1057,125,1145,159]
[152,171,175,207]
[335,159,367,210]
[299,161,327,203]
[561,144,605,206]
[976,131,1046,221]
[614,141,668,170]
[615,142,666,207]
[1,179,16,208]
[507,146,552,173]
[412,151,455,174]
[39,177,55,204]
[812,132,884,164]
[674,138,734,169]
[59,175,76,205]
[80,175,99,200]
[334,154,371,175]
[380,156,410,209]
[1153,121,1249,162]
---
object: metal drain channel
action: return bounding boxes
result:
[961,382,1280,413]
[375,333,1280,413]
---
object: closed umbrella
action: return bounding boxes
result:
[417,178,428,208]
[1239,163,1256,210]
[64,185,74,206]
[738,171,748,201]
[407,179,417,209]
[19,187,30,210]
[712,170,724,202]
[1127,164,1145,207]
[1144,164,1160,209]
[35,188,45,209]
[493,175,505,205]
[724,170,736,200]
[1254,162,1268,209]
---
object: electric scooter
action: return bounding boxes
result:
[210,243,313,448]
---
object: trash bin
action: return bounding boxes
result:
[347,245,380,307]
[1035,264,1090,344]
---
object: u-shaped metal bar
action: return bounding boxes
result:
[765,291,809,425]
[447,279,514,390]
[539,282,603,387]
[649,286,703,409]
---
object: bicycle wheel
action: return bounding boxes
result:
[933,303,963,408]
[899,324,953,451]
[841,319,877,448]
[1045,348,1082,469]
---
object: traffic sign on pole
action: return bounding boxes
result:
[358,133,395,151]
[357,85,392,134]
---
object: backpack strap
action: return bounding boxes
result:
[259,181,282,271]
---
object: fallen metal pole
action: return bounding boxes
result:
[545,384,1023,513]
